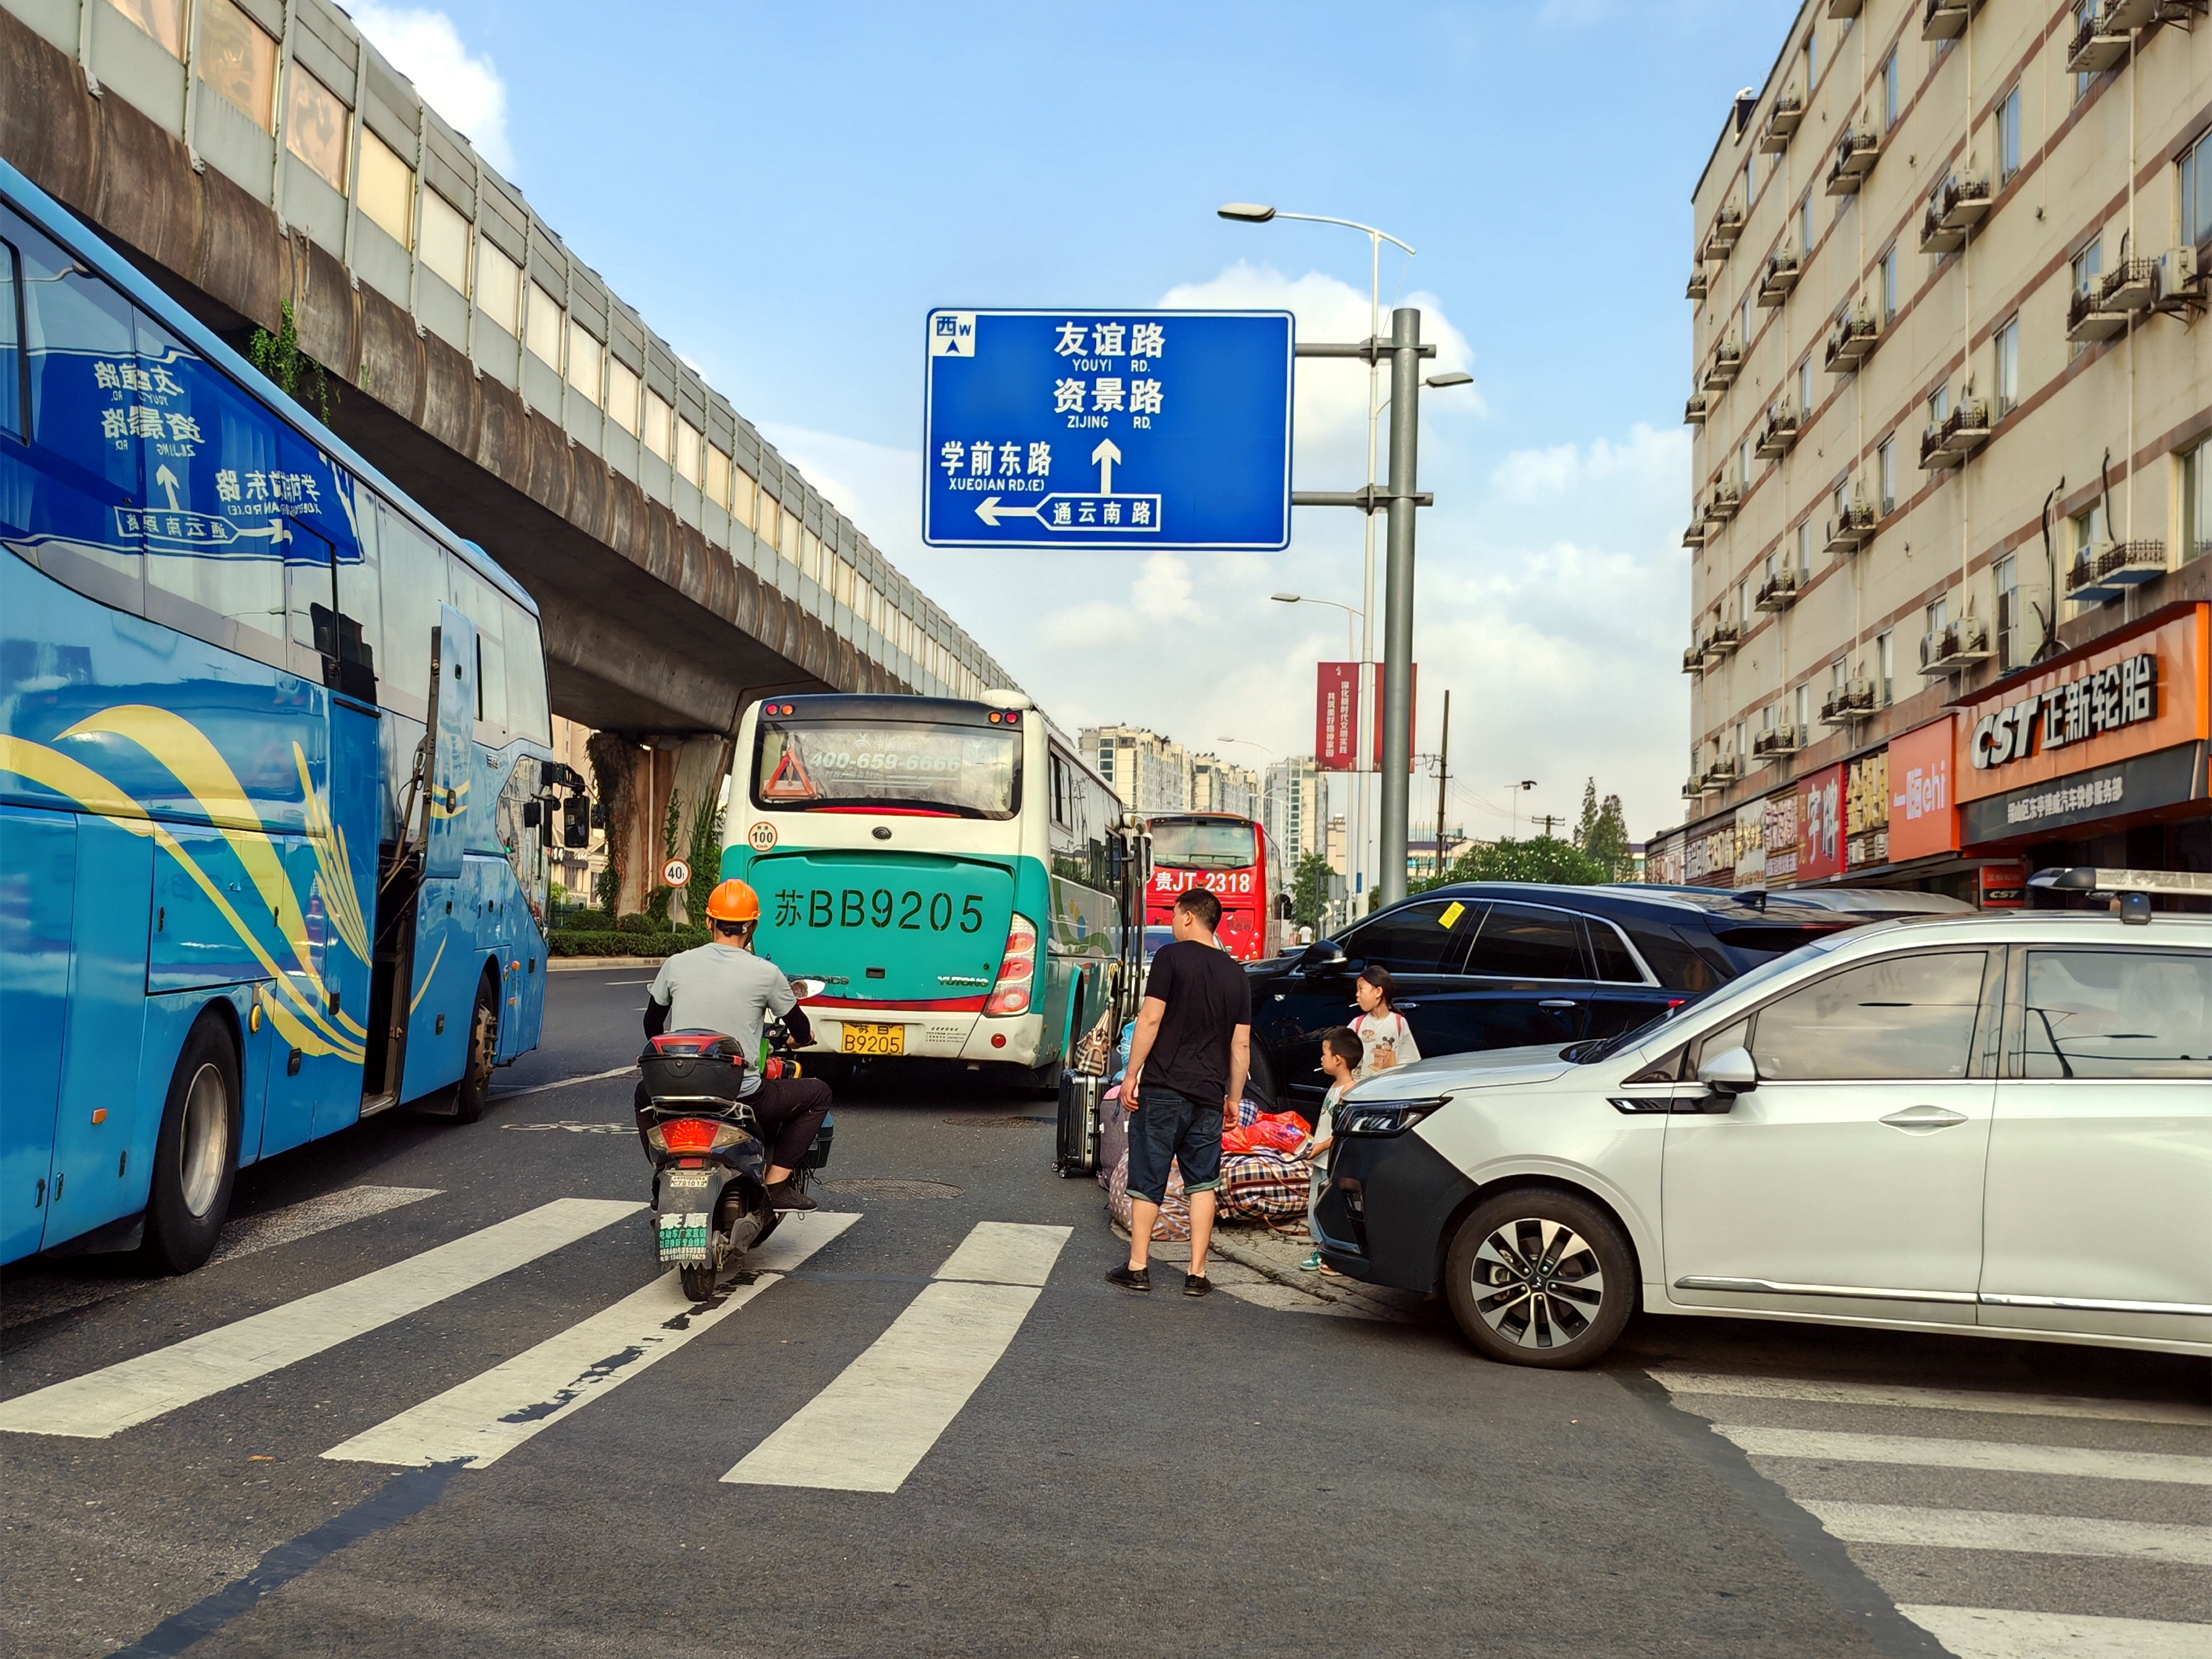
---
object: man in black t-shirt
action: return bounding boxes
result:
[1109,887,1251,1298]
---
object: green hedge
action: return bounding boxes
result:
[547,927,706,959]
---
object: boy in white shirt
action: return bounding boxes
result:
[1296,1026,1362,1274]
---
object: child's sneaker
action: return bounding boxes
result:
[1299,1251,1322,1272]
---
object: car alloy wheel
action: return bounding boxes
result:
[1444,1189,1635,1369]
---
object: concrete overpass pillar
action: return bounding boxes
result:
[583,732,732,922]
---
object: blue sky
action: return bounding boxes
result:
[360,0,1802,844]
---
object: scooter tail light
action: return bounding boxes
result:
[659,1118,724,1154]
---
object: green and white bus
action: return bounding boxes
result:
[724,692,1136,1084]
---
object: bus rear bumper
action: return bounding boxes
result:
[804,1011,1043,1068]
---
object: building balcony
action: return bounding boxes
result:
[2066,12,2131,73]
[1706,755,1742,786]
[1684,389,1710,427]
[1683,517,1709,549]
[1918,172,1992,253]
[1922,0,1982,41]
[2067,539,2168,603]
[1755,401,1804,459]
[2103,258,2159,312]
[1704,481,1743,526]
[1758,92,1804,156]
[1757,249,1802,307]
[1706,621,1743,661]
[1683,773,1712,800]
[2110,0,2209,30]
[1687,264,1711,301]
[1682,644,1706,676]
[2067,284,2129,343]
[1703,203,1745,261]
[1703,340,1744,391]
[1919,616,1995,676]
[1825,498,1877,554]
[1825,127,1880,196]
[1820,680,1878,726]
[1752,724,1807,760]
[1824,305,1880,372]
[1919,399,1991,470]
[1827,0,1863,17]
[1755,567,1802,612]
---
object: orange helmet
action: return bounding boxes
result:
[704,878,760,924]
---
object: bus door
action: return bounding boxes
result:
[0,807,76,1257]
[398,606,476,1102]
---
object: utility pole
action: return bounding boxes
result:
[1535,812,1565,839]
[1433,689,1450,881]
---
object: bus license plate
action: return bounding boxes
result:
[842,1022,905,1056]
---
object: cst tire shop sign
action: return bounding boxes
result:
[1954,605,2211,845]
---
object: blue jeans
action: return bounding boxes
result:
[1126,1085,1223,1205]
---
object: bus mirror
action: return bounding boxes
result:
[522,800,542,829]
[565,796,593,849]
[1275,894,1293,920]
[588,800,608,831]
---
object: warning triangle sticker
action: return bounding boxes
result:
[763,746,819,801]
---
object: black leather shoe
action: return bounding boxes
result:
[1105,1264,1151,1292]
[1184,1273,1213,1298]
[766,1180,817,1212]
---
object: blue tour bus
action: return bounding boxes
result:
[0,160,565,1273]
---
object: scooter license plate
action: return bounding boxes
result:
[842,1022,905,1056]
[657,1211,711,1264]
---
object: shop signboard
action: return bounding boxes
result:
[1734,799,1768,886]
[1954,605,2211,847]
[1845,747,1889,870]
[1797,763,1844,883]
[1683,815,1737,886]
[1763,790,1799,885]
[1979,860,2027,908]
[1645,831,1685,886]
[1888,716,1959,863]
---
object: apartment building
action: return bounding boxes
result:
[1191,754,1262,818]
[1655,0,2211,899]
[1264,755,1329,864]
[1080,724,1191,813]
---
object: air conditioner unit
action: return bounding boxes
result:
[2158,243,2202,302]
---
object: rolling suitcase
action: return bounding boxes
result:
[1055,1070,1102,1177]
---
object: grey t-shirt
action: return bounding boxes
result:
[648,943,795,1097]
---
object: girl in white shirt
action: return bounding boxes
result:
[1352,965,1421,1079]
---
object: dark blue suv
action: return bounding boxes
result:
[1245,883,1866,1111]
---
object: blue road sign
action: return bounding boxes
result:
[923,310,1293,550]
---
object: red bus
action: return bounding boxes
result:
[1143,814,1285,961]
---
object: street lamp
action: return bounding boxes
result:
[1269,591,1360,660]
[1222,202,1416,913]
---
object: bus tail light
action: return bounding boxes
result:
[985,913,1038,1017]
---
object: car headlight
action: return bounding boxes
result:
[1337,1097,1449,1137]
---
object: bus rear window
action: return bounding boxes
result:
[1149,819,1256,869]
[753,718,1020,819]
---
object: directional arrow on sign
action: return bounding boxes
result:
[1091,439,1120,495]
[974,497,1042,527]
[154,464,182,511]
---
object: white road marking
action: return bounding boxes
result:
[323,1213,860,1469]
[0,1199,638,1439]
[723,1221,1071,1494]
[1717,1424,2212,1486]
[1802,1501,2212,1565]
[1652,1370,2212,1428]
[0,1186,441,1331]
[1896,1604,2212,1659]
[488,1066,634,1103]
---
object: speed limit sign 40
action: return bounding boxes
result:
[661,858,691,889]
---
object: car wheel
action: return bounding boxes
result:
[1443,1189,1634,1369]
[140,1017,243,1274]
[451,974,500,1124]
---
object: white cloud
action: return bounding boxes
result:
[352,4,514,174]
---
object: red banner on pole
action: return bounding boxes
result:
[1316,662,1359,771]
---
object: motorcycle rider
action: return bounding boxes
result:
[641,878,830,1210]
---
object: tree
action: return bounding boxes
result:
[1415,835,1609,891]
[1574,778,1601,853]
[1290,851,1335,932]
[1570,776,1634,881]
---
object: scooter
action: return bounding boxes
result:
[637,981,832,1300]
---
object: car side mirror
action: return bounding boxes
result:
[1696,1045,1759,1098]
[1299,939,1347,972]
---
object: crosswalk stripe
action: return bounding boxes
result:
[723,1221,1071,1494]
[321,1212,860,1470]
[1652,1370,2212,1427]
[1715,1424,2212,1486]
[1802,1500,2212,1565]
[0,1199,639,1439]
[1895,1604,2212,1659]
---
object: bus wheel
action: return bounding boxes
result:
[451,976,500,1125]
[140,1017,242,1274]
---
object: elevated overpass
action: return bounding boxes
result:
[1,0,1017,904]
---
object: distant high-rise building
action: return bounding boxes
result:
[1264,755,1328,865]
[1190,754,1260,819]
[1079,724,1191,812]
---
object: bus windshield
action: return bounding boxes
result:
[752,716,1021,819]
[1150,819,1256,870]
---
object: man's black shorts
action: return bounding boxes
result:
[1126,1084,1222,1205]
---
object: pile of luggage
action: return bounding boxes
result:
[1099,1084,1310,1241]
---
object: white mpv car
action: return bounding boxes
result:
[1317,902,2211,1368]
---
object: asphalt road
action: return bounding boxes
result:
[4,966,2204,1658]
